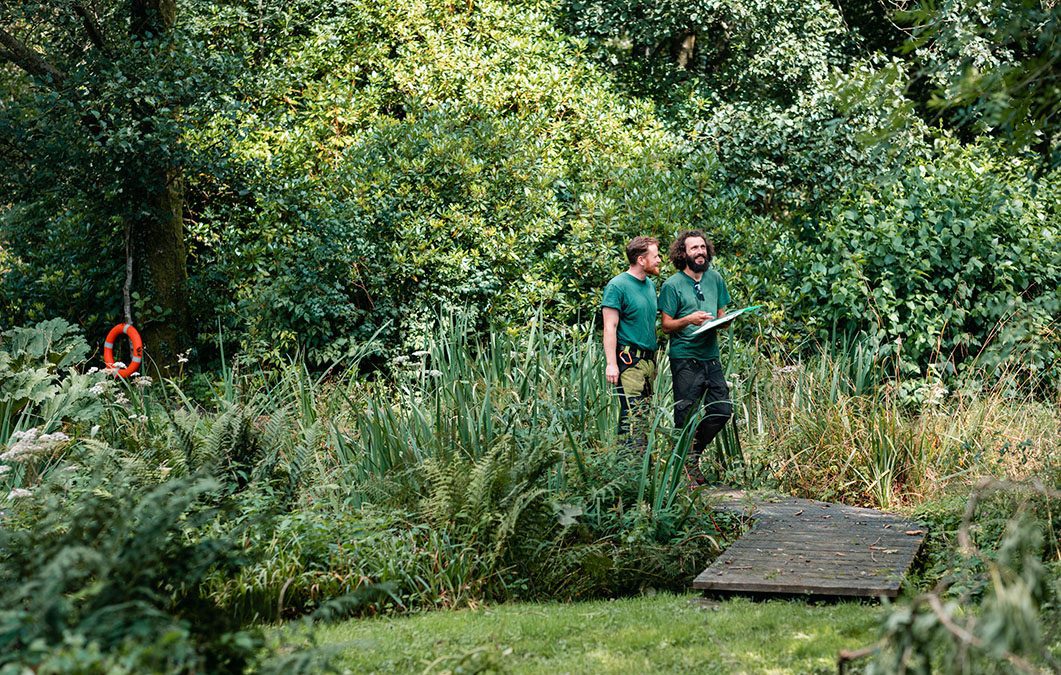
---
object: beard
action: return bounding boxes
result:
[686,256,709,273]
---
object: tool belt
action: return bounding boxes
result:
[618,345,657,366]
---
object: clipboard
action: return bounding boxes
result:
[691,305,762,335]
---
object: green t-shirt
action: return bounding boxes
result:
[601,272,658,351]
[658,268,731,360]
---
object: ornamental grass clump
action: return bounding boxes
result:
[194,315,730,616]
[723,337,1059,509]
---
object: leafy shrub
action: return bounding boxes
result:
[785,141,1060,380]
[0,471,266,674]
[208,504,481,621]
[534,448,735,600]
[845,481,1061,674]
[0,319,92,432]
[0,320,111,492]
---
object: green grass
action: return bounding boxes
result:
[313,593,885,674]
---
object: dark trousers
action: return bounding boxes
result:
[670,357,732,476]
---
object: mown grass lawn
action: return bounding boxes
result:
[315,593,887,674]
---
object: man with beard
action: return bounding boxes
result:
[602,236,662,442]
[659,230,732,486]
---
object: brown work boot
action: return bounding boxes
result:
[685,465,709,490]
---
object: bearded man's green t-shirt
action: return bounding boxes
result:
[658,268,730,360]
[601,272,658,351]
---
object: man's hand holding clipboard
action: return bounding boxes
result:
[691,305,763,335]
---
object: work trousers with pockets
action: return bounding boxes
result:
[616,352,656,447]
[670,357,732,478]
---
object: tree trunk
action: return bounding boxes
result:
[130,0,189,373]
[132,0,177,38]
[676,33,697,70]
[134,169,189,372]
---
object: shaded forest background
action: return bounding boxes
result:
[1,0,1058,382]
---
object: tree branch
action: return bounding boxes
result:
[0,26,65,87]
[72,3,108,53]
[925,595,1041,675]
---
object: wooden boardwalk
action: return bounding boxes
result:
[694,490,927,598]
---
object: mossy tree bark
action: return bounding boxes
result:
[133,169,189,371]
[130,0,190,372]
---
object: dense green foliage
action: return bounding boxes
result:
[0,318,734,671]
[0,473,265,673]
[0,315,1056,671]
[2,0,1057,382]
[903,0,1061,166]
[2,312,1052,670]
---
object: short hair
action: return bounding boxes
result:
[626,236,659,265]
[669,230,715,270]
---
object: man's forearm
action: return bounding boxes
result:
[603,327,617,366]
[661,312,707,333]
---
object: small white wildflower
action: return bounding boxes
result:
[0,465,11,476]
[90,382,107,396]
[133,375,153,388]
[9,429,35,443]
[6,488,32,500]
[114,393,129,406]
[774,365,799,374]
[90,425,100,437]
[425,369,443,377]
[138,414,149,423]
[87,367,99,375]
[130,371,141,378]
[177,352,189,364]
[412,350,430,357]
[2,428,70,462]
[392,355,409,364]
[111,361,127,370]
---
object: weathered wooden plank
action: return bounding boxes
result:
[711,552,909,567]
[702,571,904,585]
[737,541,913,552]
[696,565,907,583]
[694,580,904,598]
[715,547,910,560]
[696,570,904,586]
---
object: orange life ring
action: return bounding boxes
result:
[103,323,143,378]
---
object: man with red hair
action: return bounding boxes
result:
[602,236,662,442]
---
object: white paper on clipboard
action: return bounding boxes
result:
[690,305,762,336]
